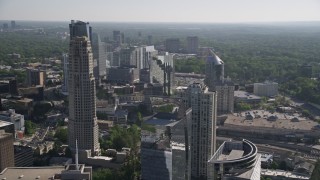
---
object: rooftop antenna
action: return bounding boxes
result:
[75,139,79,170]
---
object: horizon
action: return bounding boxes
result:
[1,0,320,23]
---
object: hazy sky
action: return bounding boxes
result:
[1,0,320,23]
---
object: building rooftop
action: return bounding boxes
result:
[261,169,309,179]
[207,49,223,65]
[0,120,13,128]
[0,167,65,180]
[234,90,261,100]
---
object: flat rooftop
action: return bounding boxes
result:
[218,150,244,161]
[0,167,65,180]
[0,120,13,128]
[261,169,309,179]
[226,111,317,130]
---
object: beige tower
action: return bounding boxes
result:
[68,21,100,160]
[184,83,217,179]
[0,130,14,172]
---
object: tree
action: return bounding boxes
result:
[271,161,279,169]
[311,160,320,180]
[93,168,115,180]
[54,127,68,143]
[136,112,142,126]
[25,120,37,135]
[235,102,252,111]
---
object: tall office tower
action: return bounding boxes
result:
[68,21,100,160]
[205,49,234,114]
[186,36,199,54]
[165,38,180,53]
[0,130,14,172]
[121,32,125,44]
[147,35,153,45]
[92,33,107,79]
[10,21,16,29]
[69,20,92,43]
[132,46,144,70]
[113,30,121,48]
[26,68,45,87]
[62,54,69,95]
[120,47,134,67]
[204,49,224,89]
[184,83,217,179]
[143,45,158,69]
[213,83,235,114]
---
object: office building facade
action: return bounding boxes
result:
[184,83,217,179]
[92,33,107,79]
[68,21,100,160]
[0,130,14,172]
[205,50,234,114]
[26,68,45,87]
[165,38,180,53]
[187,36,199,54]
[253,82,278,97]
[62,53,69,95]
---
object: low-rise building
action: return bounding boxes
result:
[0,164,93,180]
[207,139,261,180]
[0,109,25,137]
[234,91,262,104]
[0,130,14,172]
[14,145,33,167]
[253,82,278,97]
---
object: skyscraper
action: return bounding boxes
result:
[184,83,217,179]
[68,21,100,160]
[92,33,107,79]
[26,68,45,87]
[165,38,180,53]
[113,30,121,48]
[204,50,224,89]
[69,20,92,43]
[186,36,199,54]
[205,50,234,114]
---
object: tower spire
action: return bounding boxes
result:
[75,139,79,170]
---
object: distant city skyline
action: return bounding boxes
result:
[1,0,320,23]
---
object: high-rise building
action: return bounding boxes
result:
[113,30,122,48]
[186,36,199,54]
[0,130,14,172]
[143,45,158,69]
[205,50,234,114]
[213,82,235,114]
[10,21,16,29]
[204,50,224,89]
[62,53,69,95]
[26,68,45,87]
[147,35,153,45]
[69,20,92,43]
[68,21,100,161]
[165,38,180,53]
[184,83,217,179]
[92,33,107,79]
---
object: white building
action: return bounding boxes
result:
[208,139,261,180]
[253,82,278,97]
[214,83,235,114]
[184,83,217,179]
[0,109,25,136]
